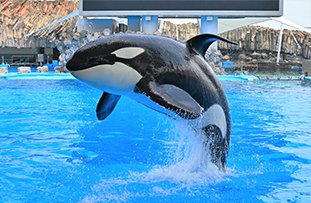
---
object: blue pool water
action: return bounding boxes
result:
[0,78,310,202]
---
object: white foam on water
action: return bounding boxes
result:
[80,119,228,202]
[139,120,225,185]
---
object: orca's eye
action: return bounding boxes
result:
[101,54,117,65]
[86,54,117,66]
[88,57,97,63]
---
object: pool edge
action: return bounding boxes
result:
[1,73,258,81]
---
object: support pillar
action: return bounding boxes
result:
[200,16,219,50]
[128,16,141,32]
[142,16,158,34]
[276,23,284,64]
[200,16,218,34]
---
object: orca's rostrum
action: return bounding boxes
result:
[66,33,237,170]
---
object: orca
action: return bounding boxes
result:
[66,33,237,170]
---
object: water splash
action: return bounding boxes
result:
[58,31,109,69]
[143,120,224,184]
[80,119,228,202]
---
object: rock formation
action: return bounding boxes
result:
[1,0,310,73]
[161,22,311,61]
[17,66,30,73]
[0,67,8,74]
[162,21,199,41]
[36,65,48,73]
[220,26,311,60]
[0,0,78,48]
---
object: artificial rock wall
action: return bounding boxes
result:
[0,0,77,48]
[1,0,310,63]
[161,22,311,60]
[220,26,311,60]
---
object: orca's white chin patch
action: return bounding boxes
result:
[71,62,142,94]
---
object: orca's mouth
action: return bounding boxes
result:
[66,57,84,71]
[66,57,100,72]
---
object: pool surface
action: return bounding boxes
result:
[0,78,310,202]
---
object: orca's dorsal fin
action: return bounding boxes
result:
[96,92,121,120]
[186,34,237,56]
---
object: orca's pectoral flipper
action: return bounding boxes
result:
[186,34,238,56]
[96,92,121,120]
[136,78,203,119]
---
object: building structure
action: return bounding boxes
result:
[0,0,77,66]
[79,0,283,35]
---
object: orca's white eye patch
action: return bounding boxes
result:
[112,47,145,59]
